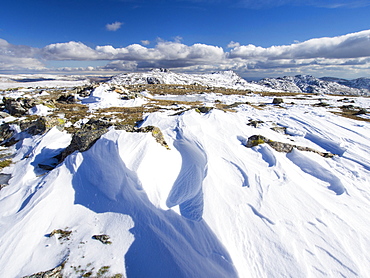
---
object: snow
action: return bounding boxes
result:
[0,74,90,90]
[28,104,52,116]
[81,84,147,111]
[109,69,279,92]
[1,73,370,277]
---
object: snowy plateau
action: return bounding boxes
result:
[0,70,370,278]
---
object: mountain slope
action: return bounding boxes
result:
[256,75,370,95]
[109,69,277,92]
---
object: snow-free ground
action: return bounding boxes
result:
[0,73,370,278]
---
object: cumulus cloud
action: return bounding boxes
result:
[42,41,100,60]
[228,30,370,59]
[2,29,370,78]
[0,39,45,71]
[106,22,123,31]
[141,40,150,45]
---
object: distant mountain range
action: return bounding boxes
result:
[109,69,370,96]
[254,75,370,95]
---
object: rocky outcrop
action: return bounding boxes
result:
[22,264,63,278]
[0,123,16,145]
[20,117,65,136]
[92,234,112,245]
[55,119,169,166]
[246,135,335,158]
[3,97,37,116]
[57,119,111,162]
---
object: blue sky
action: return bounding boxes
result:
[1,0,370,79]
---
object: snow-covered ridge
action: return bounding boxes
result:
[1,70,370,277]
[108,69,278,92]
[256,75,370,95]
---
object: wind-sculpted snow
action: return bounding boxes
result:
[1,87,370,277]
[166,122,208,221]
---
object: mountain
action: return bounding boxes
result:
[0,72,370,277]
[255,75,370,95]
[109,68,278,92]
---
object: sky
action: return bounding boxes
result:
[1,0,370,79]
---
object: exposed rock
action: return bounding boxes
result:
[272,98,284,105]
[92,234,112,244]
[3,97,37,116]
[48,229,72,240]
[136,126,170,150]
[55,126,108,164]
[20,117,65,136]
[71,85,95,98]
[247,120,264,128]
[22,265,63,278]
[0,123,16,144]
[246,135,335,158]
[355,108,368,115]
[246,135,268,148]
[56,94,76,104]
[195,106,213,113]
[270,126,287,134]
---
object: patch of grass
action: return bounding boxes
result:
[0,159,12,169]
[332,111,370,122]
[49,229,72,240]
[97,266,110,277]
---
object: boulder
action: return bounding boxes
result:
[3,97,37,116]
[20,117,65,136]
[56,94,76,104]
[0,123,16,144]
[272,98,284,105]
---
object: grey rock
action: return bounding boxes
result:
[0,123,16,144]
[272,98,284,104]
[92,234,112,244]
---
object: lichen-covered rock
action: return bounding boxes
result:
[195,106,213,113]
[136,126,170,150]
[246,134,335,158]
[20,117,65,135]
[245,135,268,148]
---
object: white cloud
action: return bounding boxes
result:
[141,40,150,45]
[42,41,100,60]
[2,30,370,78]
[106,21,123,31]
[228,30,370,59]
[0,38,45,71]
[227,41,240,48]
